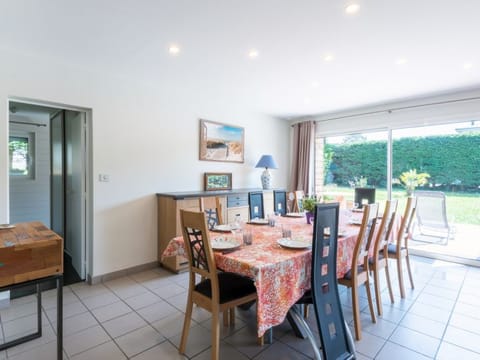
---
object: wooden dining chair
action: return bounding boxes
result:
[199,197,223,229]
[338,203,378,341]
[293,190,305,212]
[387,196,417,299]
[179,210,258,360]
[368,199,397,316]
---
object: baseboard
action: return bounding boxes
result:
[88,261,159,285]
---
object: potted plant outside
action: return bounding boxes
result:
[399,169,430,195]
[302,197,317,224]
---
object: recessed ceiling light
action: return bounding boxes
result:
[323,54,335,62]
[168,44,180,55]
[395,58,408,65]
[463,62,473,70]
[345,3,360,14]
[248,49,259,59]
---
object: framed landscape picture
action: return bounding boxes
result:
[204,172,232,191]
[199,119,244,163]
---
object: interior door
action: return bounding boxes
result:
[50,111,64,238]
[65,110,86,279]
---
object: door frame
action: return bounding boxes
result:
[7,96,93,281]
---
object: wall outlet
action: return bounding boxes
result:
[99,174,110,182]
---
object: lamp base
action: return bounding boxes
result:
[261,169,272,190]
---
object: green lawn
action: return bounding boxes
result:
[322,186,480,225]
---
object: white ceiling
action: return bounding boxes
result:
[2,0,480,119]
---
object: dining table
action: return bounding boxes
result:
[161,210,364,338]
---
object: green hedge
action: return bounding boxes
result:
[325,134,480,191]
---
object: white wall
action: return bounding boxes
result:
[0,50,291,277]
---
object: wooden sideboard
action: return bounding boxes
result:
[156,188,282,272]
[0,221,63,287]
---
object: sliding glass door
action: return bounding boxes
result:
[316,121,480,264]
[392,122,480,262]
[316,130,388,209]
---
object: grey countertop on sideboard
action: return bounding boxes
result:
[156,188,285,200]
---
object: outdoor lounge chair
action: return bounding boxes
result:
[413,190,453,245]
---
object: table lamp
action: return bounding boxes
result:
[255,155,278,190]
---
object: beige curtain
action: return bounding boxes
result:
[290,121,315,194]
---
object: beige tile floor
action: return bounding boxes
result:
[1,256,480,359]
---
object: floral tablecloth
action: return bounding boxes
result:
[161,214,359,337]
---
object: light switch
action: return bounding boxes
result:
[99,174,110,182]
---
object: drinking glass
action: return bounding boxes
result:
[268,213,276,227]
[282,224,292,239]
[243,228,253,245]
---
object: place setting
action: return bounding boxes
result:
[277,224,311,249]
[248,218,269,225]
[211,236,242,252]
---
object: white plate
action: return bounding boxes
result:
[349,219,362,225]
[249,219,269,225]
[277,238,311,249]
[284,212,305,218]
[211,237,241,250]
[0,224,15,230]
[212,224,233,232]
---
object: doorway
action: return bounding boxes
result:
[8,100,91,285]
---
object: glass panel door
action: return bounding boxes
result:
[392,122,480,262]
[316,130,388,210]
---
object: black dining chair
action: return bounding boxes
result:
[291,203,356,359]
[354,187,376,208]
[273,190,287,216]
[248,191,264,219]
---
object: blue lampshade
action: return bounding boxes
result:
[255,155,278,169]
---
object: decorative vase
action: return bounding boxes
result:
[261,168,272,190]
[306,211,314,224]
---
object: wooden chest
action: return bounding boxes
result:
[0,221,63,287]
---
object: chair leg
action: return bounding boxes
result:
[229,307,236,326]
[179,298,194,354]
[405,254,415,290]
[223,311,228,326]
[372,267,383,316]
[212,309,220,360]
[396,258,406,299]
[303,304,309,319]
[385,261,395,304]
[365,276,377,324]
[351,286,362,341]
[257,335,264,346]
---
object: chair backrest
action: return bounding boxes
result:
[248,191,264,219]
[311,203,355,359]
[199,197,223,230]
[395,196,416,251]
[273,190,287,215]
[413,190,449,230]
[294,190,305,212]
[180,210,219,292]
[371,200,398,260]
[351,203,379,275]
[354,187,376,208]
